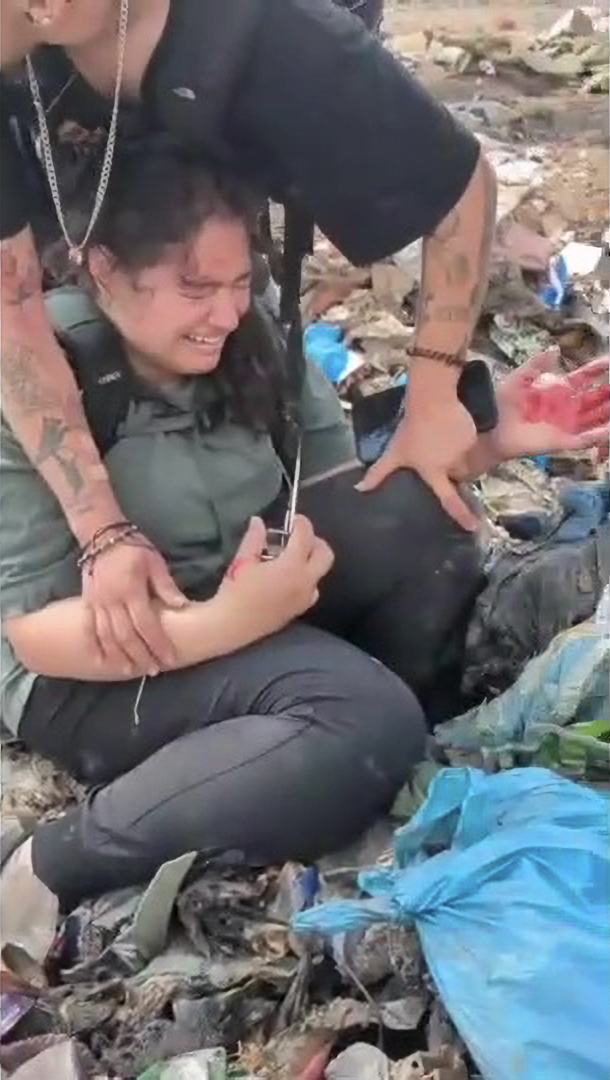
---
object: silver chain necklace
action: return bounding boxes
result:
[25,0,130,266]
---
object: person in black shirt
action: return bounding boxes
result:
[1,0,496,672]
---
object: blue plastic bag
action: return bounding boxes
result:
[303,323,350,383]
[296,768,610,1080]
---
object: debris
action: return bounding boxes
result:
[326,1043,389,1080]
[0,995,34,1040]
[489,315,556,365]
[137,1048,227,1080]
[560,240,609,279]
[463,523,610,697]
[436,616,610,783]
[394,1046,467,1080]
[583,68,610,93]
[1,747,82,820]
[428,43,472,74]
[297,768,610,1080]
[542,7,596,41]
[448,100,521,135]
[303,324,363,384]
[371,262,417,310]
[7,1038,98,1080]
[493,220,555,272]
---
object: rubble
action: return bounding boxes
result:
[423,8,609,94]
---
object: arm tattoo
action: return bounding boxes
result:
[416,157,497,349]
[1,247,41,307]
[35,416,86,496]
[2,342,106,510]
[469,159,497,315]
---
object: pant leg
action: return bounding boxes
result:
[301,467,483,697]
[21,624,425,907]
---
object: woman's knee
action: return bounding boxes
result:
[348,656,426,774]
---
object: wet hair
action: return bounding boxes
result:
[51,133,288,432]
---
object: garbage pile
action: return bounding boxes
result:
[421,7,610,94]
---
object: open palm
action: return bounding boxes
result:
[493,351,609,463]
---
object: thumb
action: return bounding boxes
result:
[148,558,188,608]
[234,516,267,561]
[355,452,398,493]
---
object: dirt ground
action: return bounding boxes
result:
[384,0,609,239]
[385,0,599,37]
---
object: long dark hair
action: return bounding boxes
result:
[50,134,288,433]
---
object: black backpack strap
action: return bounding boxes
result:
[278,199,315,461]
[45,287,134,457]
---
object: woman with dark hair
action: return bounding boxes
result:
[2,0,498,673]
[1,145,607,922]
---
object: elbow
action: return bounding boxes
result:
[5,616,44,675]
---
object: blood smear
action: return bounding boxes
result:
[522,373,580,432]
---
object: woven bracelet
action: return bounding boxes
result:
[405,345,467,369]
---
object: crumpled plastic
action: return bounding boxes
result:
[463,523,610,697]
[295,767,610,1080]
[436,617,609,782]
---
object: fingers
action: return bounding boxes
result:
[234,516,267,561]
[148,559,188,610]
[107,604,158,674]
[567,424,610,454]
[127,596,174,670]
[429,473,479,532]
[567,355,609,389]
[283,515,316,560]
[355,451,398,493]
[93,605,135,674]
[575,385,610,430]
[306,537,335,584]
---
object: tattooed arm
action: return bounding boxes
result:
[1,227,124,544]
[1,226,186,670]
[358,153,497,530]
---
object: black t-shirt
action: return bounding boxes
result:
[0,0,479,264]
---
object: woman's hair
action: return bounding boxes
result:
[49,133,288,433]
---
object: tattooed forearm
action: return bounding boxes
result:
[414,154,497,360]
[2,341,84,421]
[1,340,121,531]
[1,247,42,307]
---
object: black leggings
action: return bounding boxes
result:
[20,469,482,908]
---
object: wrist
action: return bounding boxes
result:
[68,494,128,548]
[408,355,460,409]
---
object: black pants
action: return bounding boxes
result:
[21,470,482,908]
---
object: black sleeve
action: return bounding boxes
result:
[1,108,30,241]
[239,0,480,265]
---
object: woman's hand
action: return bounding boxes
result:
[82,536,188,675]
[217,515,334,638]
[453,352,609,481]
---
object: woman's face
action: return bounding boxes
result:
[93,214,253,383]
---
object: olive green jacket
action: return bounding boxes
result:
[0,308,356,734]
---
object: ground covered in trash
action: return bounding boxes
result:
[2,3,608,1078]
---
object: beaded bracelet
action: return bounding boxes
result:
[77,523,139,571]
[405,345,467,368]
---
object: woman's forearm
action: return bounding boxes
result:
[1,228,124,546]
[6,593,255,681]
